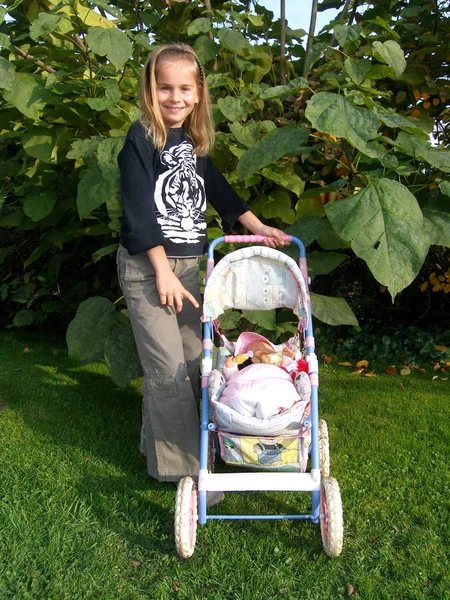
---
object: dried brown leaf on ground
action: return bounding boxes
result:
[385,366,398,375]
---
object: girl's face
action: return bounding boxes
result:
[156,59,200,128]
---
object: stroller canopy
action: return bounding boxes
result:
[203,246,309,329]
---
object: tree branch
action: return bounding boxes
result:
[303,0,318,77]
[280,0,286,84]
[13,45,55,73]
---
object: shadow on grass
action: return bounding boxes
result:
[2,332,181,557]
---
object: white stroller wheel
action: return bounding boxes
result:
[319,419,330,478]
[320,477,344,557]
[174,477,198,559]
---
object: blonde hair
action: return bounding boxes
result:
[140,44,215,156]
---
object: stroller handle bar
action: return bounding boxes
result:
[208,235,306,258]
[223,234,291,244]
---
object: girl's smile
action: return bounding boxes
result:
[156,61,199,128]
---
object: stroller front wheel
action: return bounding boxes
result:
[174,477,198,559]
[320,476,343,557]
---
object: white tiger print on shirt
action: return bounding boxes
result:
[154,141,207,244]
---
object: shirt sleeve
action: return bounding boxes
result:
[202,157,251,228]
[118,127,166,255]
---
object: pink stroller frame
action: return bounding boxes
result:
[174,235,343,559]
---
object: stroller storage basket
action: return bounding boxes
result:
[217,429,310,473]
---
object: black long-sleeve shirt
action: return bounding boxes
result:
[118,121,250,256]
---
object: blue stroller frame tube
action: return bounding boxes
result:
[198,236,321,525]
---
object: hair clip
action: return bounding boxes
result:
[196,58,204,82]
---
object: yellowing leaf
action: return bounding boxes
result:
[411,109,421,118]
[321,354,333,364]
[351,368,364,375]
[72,1,115,28]
[356,359,369,368]
[420,281,429,292]
[423,101,431,110]
[432,283,441,292]
[400,366,411,376]
[436,345,449,352]
[413,89,421,101]
[364,372,376,377]
[338,361,353,367]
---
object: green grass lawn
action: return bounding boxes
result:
[0,331,449,600]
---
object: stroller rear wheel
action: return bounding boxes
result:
[319,419,330,478]
[320,476,343,557]
[174,477,198,558]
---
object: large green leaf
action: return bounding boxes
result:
[343,58,372,85]
[372,40,406,78]
[285,213,328,248]
[29,12,62,41]
[22,127,56,163]
[193,35,219,64]
[0,56,14,91]
[217,28,249,53]
[103,311,143,388]
[392,132,450,173]
[217,96,252,122]
[373,106,429,140]
[310,292,358,327]
[305,92,384,159]
[86,27,132,70]
[229,121,261,147]
[77,167,118,219]
[307,251,348,275]
[67,137,102,161]
[264,191,295,224]
[423,207,450,248]
[261,166,305,197]
[237,127,309,180]
[97,138,123,219]
[13,310,36,328]
[23,192,57,222]
[187,17,211,35]
[334,24,362,47]
[259,76,308,100]
[87,79,121,111]
[91,243,119,263]
[325,179,429,299]
[242,309,277,331]
[2,73,49,120]
[66,296,115,362]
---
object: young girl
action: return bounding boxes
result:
[117,43,288,486]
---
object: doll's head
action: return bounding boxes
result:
[234,333,276,364]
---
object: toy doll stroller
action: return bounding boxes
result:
[174,235,343,558]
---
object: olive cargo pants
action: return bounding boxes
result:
[117,245,201,482]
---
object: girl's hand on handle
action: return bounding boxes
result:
[146,245,199,313]
[156,270,199,313]
[237,211,290,248]
[257,224,290,248]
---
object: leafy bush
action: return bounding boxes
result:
[1,0,450,381]
[338,324,450,367]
